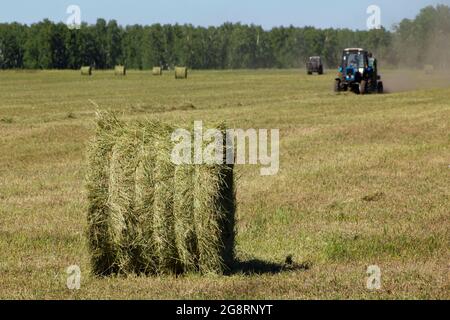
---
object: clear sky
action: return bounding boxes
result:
[0,0,448,30]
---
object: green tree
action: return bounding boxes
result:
[0,23,26,68]
[106,20,123,67]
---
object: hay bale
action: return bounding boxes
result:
[81,66,92,76]
[193,128,235,274]
[86,112,235,276]
[86,111,123,276]
[151,126,180,274]
[424,65,434,75]
[115,65,126,76]
[175,67,188,79]
[107,130,142,273]
[132,134,158,274]
[152,67,162,76]
[173,164,199,273]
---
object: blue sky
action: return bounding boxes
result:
[0,0,448,30]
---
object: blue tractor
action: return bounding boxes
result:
[334,48,384,94]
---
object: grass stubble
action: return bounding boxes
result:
[0,69,448,299]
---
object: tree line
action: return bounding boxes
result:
[0,5,448,70]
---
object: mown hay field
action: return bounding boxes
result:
[0,69,448,299]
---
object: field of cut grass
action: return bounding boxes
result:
[0,69,448,299]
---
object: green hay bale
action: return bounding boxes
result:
[193,161,235,274]
[175,67,188,79]
[81,66,92,76]
[86,112,235,276]
[86,111,123,276]
[173,164,199,273]
[115,65,126,76]
[107,130,142,273]
[132,135,158,274]
[152,67,162,76]
[151,126,181,274]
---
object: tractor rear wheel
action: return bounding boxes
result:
[359,80,367,95]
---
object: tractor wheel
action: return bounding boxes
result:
[334,79,341,92]
[318,67,323,75]
[377,81,384,94]
[307,71,312,75]
[359,80,367,95]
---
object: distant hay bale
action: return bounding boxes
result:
[81,66,92,76]
[152,67,162,76]
[115,65,126,76]
[175,67,188,79]
[86,111,235,276]
[424,65,434,75]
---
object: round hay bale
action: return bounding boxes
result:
[151,127,181,274]
[175,67,188,79]
[133,138,158,275]
[107,130,143,273]
[173,164,199,273]
[152,67,162,76]
[86,112,235,276]
[86,111,123,276]
[424,65,434,75]
[115,65,126,76]
[193,162,235,274]
[193,124,235,274]
[81,66,92,76]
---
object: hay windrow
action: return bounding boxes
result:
[86,111,235,276]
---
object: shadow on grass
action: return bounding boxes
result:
[227,259,311,276]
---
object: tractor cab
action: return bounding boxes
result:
[341,49,368,82]
[335,48,383,94]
